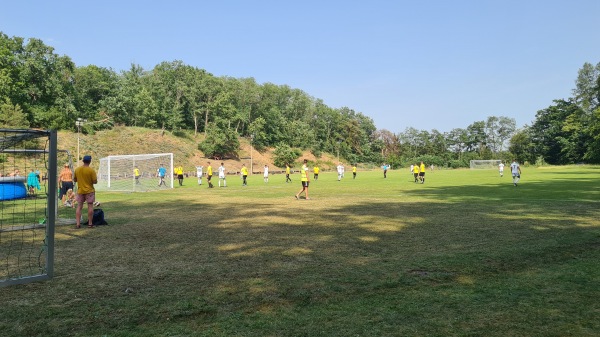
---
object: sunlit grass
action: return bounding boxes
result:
[1,165,599,336]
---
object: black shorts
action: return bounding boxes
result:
[419,172,425,177]
[207,174,212,181]
[301,181,309,187]
[177,174,184,179]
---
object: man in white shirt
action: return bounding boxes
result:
[218,163,227,187]
[498,162,504,177]
[510,159,521,186]
[337,163,344,181]
[196,166,203,185]
[263,165,269,183]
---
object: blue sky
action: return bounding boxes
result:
[2,1,599,133]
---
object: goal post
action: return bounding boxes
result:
[470,159,502,169]
[97,153,173,192]
[1,129,59,287]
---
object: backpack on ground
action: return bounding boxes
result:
[92,208,108,226]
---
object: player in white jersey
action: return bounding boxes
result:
[218,163,227,187]
[263,165,269,183]
[337,163,344,181]
[196,166,203,185]
[510,160,521,186]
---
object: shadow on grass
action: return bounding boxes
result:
[2,175,599,336]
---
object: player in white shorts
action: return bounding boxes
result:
[218,163,227,187]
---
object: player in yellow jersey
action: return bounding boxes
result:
[174,165,184,186]
[241,164,248,186]
[419,161,426,184]
[412,163,420,183]
[134,166,140,184]
[295,159,310,200]
[352,164,357,179]
[313,165,319,180]
[206,162,214,188]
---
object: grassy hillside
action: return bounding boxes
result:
[58,126,339,173]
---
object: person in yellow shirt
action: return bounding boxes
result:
[206,162,214,188]
[419,161,426,184]
[241,163,248,186]
[285,164,292,183]
[134,166,140,184]
[174,165,184,186]
[295,159,310,200]
[74,155,97,229]
[313,165,319,180]
[352,164,357,179]
[412,163,420,183]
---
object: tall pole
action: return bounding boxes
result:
[75,118,87,166]
[76,118,82,167]
[250,134,254,175]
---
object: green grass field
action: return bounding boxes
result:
[1,165,599,336]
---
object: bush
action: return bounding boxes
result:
[273,143,301,168]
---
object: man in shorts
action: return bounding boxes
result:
[263,165,269,183]
[419,161,426,183]
[134,166,141,184]
[206,162,214,188]
[74,155,98,229]
[196,166,203,185]
[218,162,227,187]
[313,165,319,180]
[241,163,248,186]
[295,159,310,200]
[157,164,167,186]
[175,165,184,186]
[498,161,505,177]
[510,159,521,186]
[412,163,420,183]
[337,162,344,181]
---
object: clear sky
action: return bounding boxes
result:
[2,0,599,133]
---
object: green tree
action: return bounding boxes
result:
[509,128,535,163]
[0,99,29,128]
[198,124,240,159]
[73,65,119,119]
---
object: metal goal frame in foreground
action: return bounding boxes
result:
[0,129,58,287]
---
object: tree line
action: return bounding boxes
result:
[1,32,598,167]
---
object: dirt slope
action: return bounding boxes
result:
[57,126,338,174]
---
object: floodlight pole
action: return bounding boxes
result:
[250,134,254,175]
[75,118,85,167]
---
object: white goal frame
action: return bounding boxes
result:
[97,153,173,192]
[470,159,502,169]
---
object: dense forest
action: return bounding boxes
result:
[1,32,599,167]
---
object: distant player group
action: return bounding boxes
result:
[153,158,524,202]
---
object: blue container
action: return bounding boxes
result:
[0,177,28,201]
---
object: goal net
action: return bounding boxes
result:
[97,153,173,192]
[470,159,502,169]
[1,129,60,287]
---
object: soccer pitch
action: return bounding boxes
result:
[2,166,599,336]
